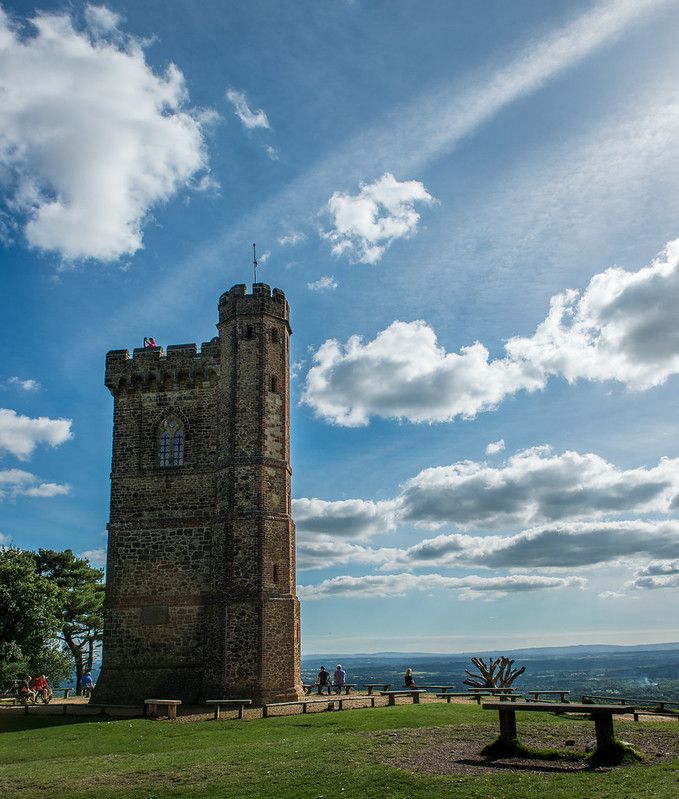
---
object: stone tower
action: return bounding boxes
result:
[93,284,303,705]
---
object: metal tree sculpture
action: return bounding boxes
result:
[463,656,526,688]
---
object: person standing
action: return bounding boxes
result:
[333,665,346,694]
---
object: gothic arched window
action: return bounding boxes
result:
[158,417,185,467]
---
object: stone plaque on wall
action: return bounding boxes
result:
[140,604,169,625]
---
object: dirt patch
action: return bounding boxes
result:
[366,719,679,776]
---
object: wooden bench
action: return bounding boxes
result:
[144,699,182,719]
[364,683,391,695]
[206,699,252,719]
[468,688,517,701]
[436,692,489,704]
[526,690,570,703]
[263,696,377,718]
[582,695,679,713]
[380,690,428,706]
[302,683,357,695]
[483,701,635,758]
[419,685,456,693]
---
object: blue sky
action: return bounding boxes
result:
[1,0,679,653]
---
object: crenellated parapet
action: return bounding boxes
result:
[105,340,220,394]
[218,283,290,330]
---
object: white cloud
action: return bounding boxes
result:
[226,88,270,130]
[599,591,627,599]
[0,6,209,261]
[0,468,70,500]
[80,548,106,567]
[303,240,679,425]
[6,377,40,391]
[307,275,338,292]
[398,447,679,529]
[321,173,434,264]
[628,559,679,589]
[83,4,120,34]
[302,319,543,426]
[297,540,399,571]
[298,572,585,601]
[266,145,279,161]
[386,521,679,571]
[294,448,679,541]
[0,408,72,459]
[277,230,305,247]
[293,497,397,541]
[506,239,679,391]
[486,439,505,455]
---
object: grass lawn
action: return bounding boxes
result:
[0,702,677,798]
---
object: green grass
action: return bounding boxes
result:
[0,703,676,799]
[481,735,585,761]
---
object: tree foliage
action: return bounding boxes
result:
[36,549,104,695]
[0,547,104,690]
[0,548,71,685]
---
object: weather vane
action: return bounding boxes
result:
[252,242,258,283]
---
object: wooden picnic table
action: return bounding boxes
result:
[418,685,456,692]
[526,690,570,703]
[483,701,635,758]
[364,683,391,695]
[582,694,679,713]
[380,690,428,706]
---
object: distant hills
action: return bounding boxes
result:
[302,642,679,661]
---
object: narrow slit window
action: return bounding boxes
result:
[270,375,278,392]
[271,329,279,343]
[246,325,253,340]
[272,564,278,584]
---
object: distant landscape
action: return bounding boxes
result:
[302,643,679,700]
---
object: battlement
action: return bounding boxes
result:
[218,283,289,325]
[105,340,220,394]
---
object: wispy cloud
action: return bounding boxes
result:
[5,377,40,392]
[0,468,70,500]
[299,572,585,601]
[91,0,674,349]
[307,275,338,292]
[226,88,271,130]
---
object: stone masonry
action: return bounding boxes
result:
[92,284,303,705]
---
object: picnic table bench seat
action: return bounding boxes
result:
[418,685,456,692]
[363,683,391,694]
[302,683,357,695]
[379,690,428,706]
[582,695,679,712]
[206,699,252,719]
[263,695,376,717]
[144,699,182,719]
[436,692,494,704]
[525,690,570,703]
[483,701,635,758]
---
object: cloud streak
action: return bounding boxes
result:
[298,572,586,600]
